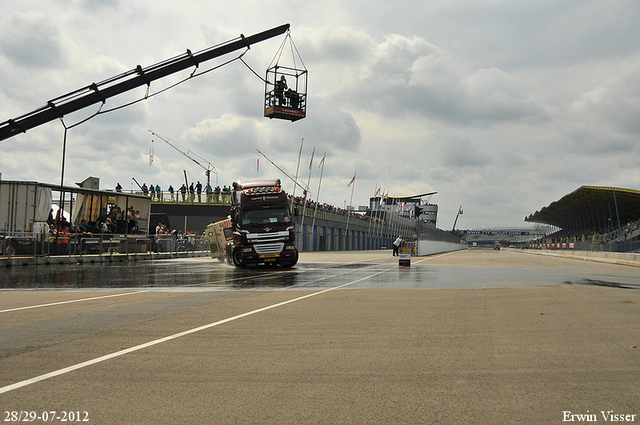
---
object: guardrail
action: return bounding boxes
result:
[0,232,209,263]
[528,240,640,253]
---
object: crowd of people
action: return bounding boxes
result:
[133,182,232,203]
[126,181,387,225]
[288,195,386,225]
[46,205,143,240]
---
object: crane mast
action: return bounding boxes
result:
[0,24,290,142]
[149,130,218,186]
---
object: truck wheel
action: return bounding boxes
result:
[231,246,245,268]
[226,244,234,265]
[279,249,298,268]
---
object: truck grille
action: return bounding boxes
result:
[254,243,284,254]
[246,231,289,243]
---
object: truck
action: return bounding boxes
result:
[204,179,298,267]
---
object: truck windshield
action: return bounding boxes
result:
[241,208,291,227]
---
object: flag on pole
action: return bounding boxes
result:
[318,153,325,169]
[347,173,356,187]
[309,146,315,169]
[257,158,259,172]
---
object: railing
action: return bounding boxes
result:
[0,232,208,260]
[606,219,640,241]
[529,240,640,253]
[291,203,401,227]
[110,190,233,206]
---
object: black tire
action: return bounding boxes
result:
[226,243,234,265]
[231,246,245,268]
[278,249,298,268]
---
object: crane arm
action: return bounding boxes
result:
[256,149,308,193]
[149,129,218,178]
[0,24,290,142]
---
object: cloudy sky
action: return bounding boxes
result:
[1,0,639,229]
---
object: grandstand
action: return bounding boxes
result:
[462,226,552,247]
[524,186,640,252]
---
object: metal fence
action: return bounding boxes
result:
[1,232,208,260]
[563,240,640,253]
[117,190,233,206]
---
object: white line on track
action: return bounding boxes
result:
[0,267,392,395]
[0,292,141,314]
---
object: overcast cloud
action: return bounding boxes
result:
[1,0,639,229]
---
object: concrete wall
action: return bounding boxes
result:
[517,249,640,267]
[417,240,468,256]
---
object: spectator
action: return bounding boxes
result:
[196,181,202,202]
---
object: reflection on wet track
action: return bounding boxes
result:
[2,253,640,291]
[0,260,383,290]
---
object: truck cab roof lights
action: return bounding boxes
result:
[244,185,281,195]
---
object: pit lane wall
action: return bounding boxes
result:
[417,240,468,256]
[290,206,467,255]
[416,223,467,256]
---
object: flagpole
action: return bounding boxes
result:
[299,146,314,251]
[391,195,399,244]
[291,138,304,213]
[367,184,378,250]
[377,189,385,248]
[344,171,356,250]
[311,152,326,249]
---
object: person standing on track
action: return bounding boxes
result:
[393,235,403,256]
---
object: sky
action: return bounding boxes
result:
[1,0,639,230]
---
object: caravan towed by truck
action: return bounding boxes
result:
[203,179,298,267]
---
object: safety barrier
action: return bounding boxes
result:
[0,232,209,266]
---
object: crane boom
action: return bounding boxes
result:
[256,149,308,193]
[150,130,218,186]
[0,24,290,142]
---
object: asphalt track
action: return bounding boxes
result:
[0,249,638,424]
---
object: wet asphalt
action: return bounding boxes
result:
[1,249,639,424]
[2,248,639,291]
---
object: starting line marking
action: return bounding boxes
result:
[0,267,391,395]
[0,292,141,314]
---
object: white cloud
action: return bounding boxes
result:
[0,12,66,69]
[1,0,640,228]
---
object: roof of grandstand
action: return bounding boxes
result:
[525,186,640,232]
[387,191,438,200]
